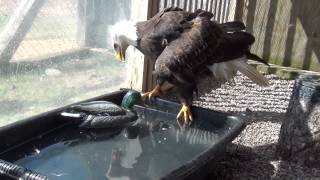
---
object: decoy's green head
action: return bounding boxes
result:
[121,90,142,110]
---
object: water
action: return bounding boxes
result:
[8,108,233,180]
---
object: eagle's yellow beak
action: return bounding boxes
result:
[115,49,125,62]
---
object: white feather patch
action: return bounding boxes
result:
[208,56,269,86]
[110,20,138,42]
[208,60,237,84]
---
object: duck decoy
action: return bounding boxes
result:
[60,91,142,129]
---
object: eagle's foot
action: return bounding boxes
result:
[141,86,161,101]
[177,103,193,125]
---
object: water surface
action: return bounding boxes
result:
[12,108,230,180]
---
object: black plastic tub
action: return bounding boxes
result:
[0,90,245,180]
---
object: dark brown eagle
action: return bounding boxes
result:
[112,7,269,125]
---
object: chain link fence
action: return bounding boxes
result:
[0,0,79,61]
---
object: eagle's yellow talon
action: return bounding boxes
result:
[141,86,161,101]
[177,104,193,125]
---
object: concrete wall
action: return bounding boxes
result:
[236,0,320,72]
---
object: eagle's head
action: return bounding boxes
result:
[111,21,138,62]
[113,35,129,62]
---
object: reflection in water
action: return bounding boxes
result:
[14,110,230,180]
[106,110,224,180]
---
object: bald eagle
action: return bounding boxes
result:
[112,7,269,125]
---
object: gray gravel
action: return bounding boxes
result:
[193,73,294,113]
[165,73,320,179]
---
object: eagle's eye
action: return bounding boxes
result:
[113,43,119,51]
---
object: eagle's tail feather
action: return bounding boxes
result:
[246,51,270,66]
[208,57,269,86]
[230,57,269,86]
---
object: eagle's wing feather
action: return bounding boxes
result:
[154,15,223,87]
[136,7,183,38]
[207,31,255,63]
[136,8,215,59]
[136,7,187,59]
[220,21,246,32]
[154,14,268,90]
[206,32,269,86]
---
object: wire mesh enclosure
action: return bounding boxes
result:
[0,0,135,62]
[0,0,78,61]
[0,0,137,125]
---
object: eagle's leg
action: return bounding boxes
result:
[176,87,194,125]
[141,84,161,100]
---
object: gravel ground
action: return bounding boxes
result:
[165,73,320,179]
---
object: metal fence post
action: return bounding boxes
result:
[0,0,46,62]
